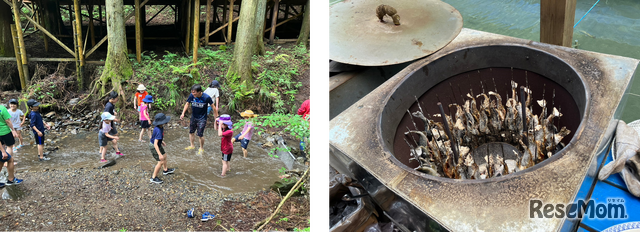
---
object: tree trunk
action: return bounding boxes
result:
[254,0,267,55]
[296,0,310,47]
[227,0,259,83]
[98,0,132,105]
[0,2,13,57]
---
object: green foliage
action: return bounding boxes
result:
[294,227,310,231]
[119,228,127,232]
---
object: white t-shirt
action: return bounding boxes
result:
[8,109,23,129]
[203,88,219,106]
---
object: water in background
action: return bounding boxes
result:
[329,0,640,121]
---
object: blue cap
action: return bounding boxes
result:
[210,80,220,88]
[142,95,154,103]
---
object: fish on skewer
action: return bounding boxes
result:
[412,111,434,140]
[476,93,491,134]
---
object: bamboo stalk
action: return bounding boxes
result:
[204,0,211,44]
[255,168,309,231]
[72,20,82,88]
[264,12,302,33]
[193,0,200,63]
[12,0,27,65]
[10,26,26,90]
[227,0,234,44]
[73,0,84,66]
[269,0,279,44]
[12,0,29,82]
[135,0,142,62]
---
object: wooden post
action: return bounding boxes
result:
[73,0,84,66]
[12,0,29,82]
[89,5,95,48]
[10,25,25,90]
[68,5,73,24]
[39,4,49,52]
[72,20,82,89]
[135,0,142,62]
[98,4,102,37]
[204,0,211,44]
[540,0,576,47]
[222,0,227,42]
[193,0,200,64]
[227,0,234,44]
[185,0,192,52]
[269,0,279,44]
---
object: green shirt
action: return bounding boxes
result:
[0,105,11,136]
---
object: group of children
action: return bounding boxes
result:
[106,81,255,184]
[0,79,257,185]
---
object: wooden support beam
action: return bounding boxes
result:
[227,0,234,44]
[204,0,211,44]
[200,16,238,41]
[146,5,168,24]
[193,0,200,63]
[7,1,76,56]
[72,20,82,89]
[135,0,142,62]
[88,5,95,48]
[221,0,227,42]
[185,0,192,52]
[60,6,106,24]
[38,4,48,52]
[264,12,302,33]
[10,25,26,90]
[12,0,29,82]
[83,35,107,58]
[269,0,279,44]
[73,0,84,66]
[540,0,576,47]
[98,4,102,37]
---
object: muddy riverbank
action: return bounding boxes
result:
[0,122,310,230]
[0,166,310,230]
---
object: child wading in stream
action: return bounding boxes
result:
[218,120,233,177]
[8,99,26,152]
[232,110,257,158]
[27,99,50,161]
[98,112,121,162]
[149,113,175,184]
[101,91,124,156]
[138,95,154,141]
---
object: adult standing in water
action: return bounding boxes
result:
[180,84,214,155]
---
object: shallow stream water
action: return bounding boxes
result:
[9,128,288,194]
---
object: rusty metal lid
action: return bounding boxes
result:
[330,0,463,66]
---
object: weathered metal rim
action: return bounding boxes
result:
[376,43,591,184]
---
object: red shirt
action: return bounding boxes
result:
[297,100,310,120]
[221,129,234,154]
[135,91,148,106]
